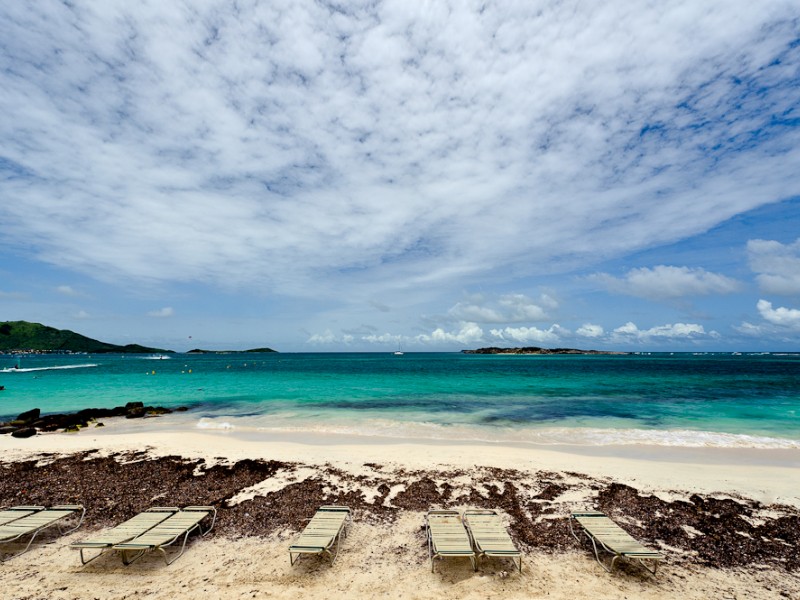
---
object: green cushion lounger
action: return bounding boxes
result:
[289,505,351,566]
[426,509,476,573]
[70,507,179,565]
[0,504,85,562]
[111,506,217,565]
[569,511,664,575]
[463,509,522,572]
[0,506,45,526]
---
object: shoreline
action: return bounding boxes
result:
[1,422,799,599]
[2,418,799,507]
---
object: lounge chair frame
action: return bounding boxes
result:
[71,507,179,565]
[569,511,663,575]
[0,506,46,526]
[112,506,217,565]
[0,504,85,562]
[289,505,351,566]
[426,509,476,573]
[463,509,522,573]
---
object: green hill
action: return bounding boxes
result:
[0,321,173,354]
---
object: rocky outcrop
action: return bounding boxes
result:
[0,402,191,437]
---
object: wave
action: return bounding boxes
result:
[191,415,800,449]
[139,355,172,360]
[0,363,99,373]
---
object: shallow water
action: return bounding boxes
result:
[1,352,798,448]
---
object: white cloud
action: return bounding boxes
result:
[56,285,81,297]
[147,307,174,318]
[74,310,90,319]
[0,1,796,306]
[307,329,336,344]
[417,322,484,345]
[757,299,800,330]
[748,239,800,296]
[448,293,556,323]
[362,333,403,344]
[489,325,566,344]
[590,266,741,299]
[576,323,604,338]
[612,321,711,341]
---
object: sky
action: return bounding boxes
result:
[1,0,799,352]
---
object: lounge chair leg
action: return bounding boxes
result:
[121,549,146,565]
[79,547,105,565]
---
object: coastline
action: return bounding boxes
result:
[1,419,798,599]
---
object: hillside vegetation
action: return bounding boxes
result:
[0,321,172,354]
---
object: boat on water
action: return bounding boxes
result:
[393,351,404,356]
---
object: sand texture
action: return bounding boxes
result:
[0,427,798,599]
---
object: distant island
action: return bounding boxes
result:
[186,348,277,354]
[0,321,173,354]
[462,346,629,355]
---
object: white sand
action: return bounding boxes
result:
[1,424,799,599]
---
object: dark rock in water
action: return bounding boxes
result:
[175,406,189,412]
[16,408,40,423]
[126,407,146,419]
[0,403,191,432]
[11,427,36,438]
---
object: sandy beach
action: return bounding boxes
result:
[1,419,799,599]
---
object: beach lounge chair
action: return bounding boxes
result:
[289,505,351,566]
[0,506,45,526]
[70,507,179,565]
[0,504,85,561]
[569,511,664,575]
[426,509,475,572]
[463,509,522,572]
[111,506,216,565]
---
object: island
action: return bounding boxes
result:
[186,348,277,354]
[0,321,173,354]
[462,346,629,355]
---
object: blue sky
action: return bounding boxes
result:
[1,0,799,352]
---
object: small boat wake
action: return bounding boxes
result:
[0,363,99,373]
[139,355,171,360]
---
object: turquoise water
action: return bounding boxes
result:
[1,352,798,448]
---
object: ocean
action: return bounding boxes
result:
[1,352,798,449]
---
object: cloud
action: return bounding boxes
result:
[56,285,82,297]
[612,321,713,341]
[756,299,800,330]
[416,323,484,345]
[73,310,90,319]
[576,323,604,338]
[147,307,174,318]
[748,239,800,296]
[448,293,556,323]
[307,330,336,344]
[590,266,741,299]
[0,1,797,305]
[362,332,403,344]
[489,325,566,344]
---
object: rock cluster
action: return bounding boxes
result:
[0,402,189,438]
